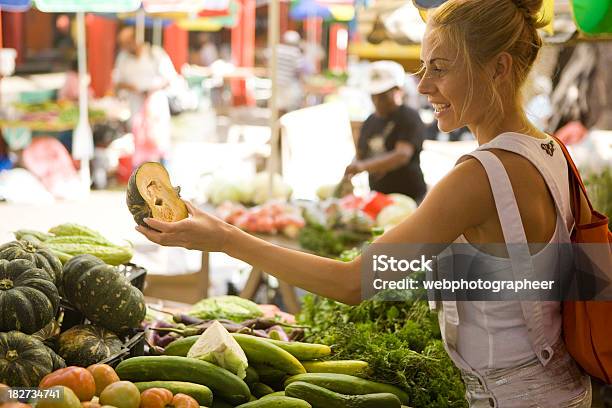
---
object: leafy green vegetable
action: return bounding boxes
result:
[187,296,263,322]
[584,167,612,229]
[298,295,466,407]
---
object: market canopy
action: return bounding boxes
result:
[142,0,228,13]
[0,0,31,11]
[289,0,332,20]
[34,0,141,12]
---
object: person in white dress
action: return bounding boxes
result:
[113,26,177,166]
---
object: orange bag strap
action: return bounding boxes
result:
[551,136,594,221]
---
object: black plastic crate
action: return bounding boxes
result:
[59,263,147,332]
[98,331,146,368]
[116,263,147,292]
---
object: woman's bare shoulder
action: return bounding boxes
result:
[417,157,494,233]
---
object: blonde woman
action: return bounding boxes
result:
[137,0,592,406]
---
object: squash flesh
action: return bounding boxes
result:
[127,162,188,226]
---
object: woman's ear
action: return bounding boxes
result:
[493,52,513,81]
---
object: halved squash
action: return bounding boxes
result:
[126,162,188,227]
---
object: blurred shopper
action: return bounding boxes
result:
[58,59,93,102]
[277,31,306,114]
[345,61,427,203]
[198,33,219,67]
[113,26,176,166]
[54,14,75,65]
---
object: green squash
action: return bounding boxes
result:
[63,255,146,333]
[62,254,107,303]
[0,240,62,285]
[126,162,188,227]
[0,331,66,387]
[58,324,123,367]
[0,259,60,334]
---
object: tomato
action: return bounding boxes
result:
[170,394,199,408]
[39,367,96,402]
[86,364,120,396]
[139,388,173,408]
[99,381,140,408]
[37,386,81,408]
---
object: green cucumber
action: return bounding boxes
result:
[262,391,286,398]
[164,335,199,356]
[235,396,312,408]
[284,373,408,405]
[252,365,289,389]
[134,381,213,406]
[260,339,331,361]
[285,381,401,408]
[211,400,234,408]
[251,382,275,398]
[115,356,250,405]
[164,335,330,361]
[245,365,260,386]
[301,360,369,377]
[232,334,306,375]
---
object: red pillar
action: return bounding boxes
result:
[230,0,255,106]
[280,1,289,37]
[329,23,348,72]
[2,11,25,63]
[304,16,323,73]
[163,23,188,73]
[86,15,117,97]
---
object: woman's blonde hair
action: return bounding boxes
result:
[426,0,547,124]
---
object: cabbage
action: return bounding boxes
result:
[206,176,243,205]
[187,320,248,379]
[376,203,416,230]
[251,173,292,205]
[187,295,263,322]
[388,194,417,211]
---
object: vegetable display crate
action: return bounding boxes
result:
[98,330,146,368]
[59,263,147,332]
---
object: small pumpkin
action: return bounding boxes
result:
[99,381,140,408]
[58,325,123,367]
[39,366,96,402]
[0,259,60,334]
[171,394,199,408]
[139,388,173,408]
[87,364,120,396]
[126,162,188,228]
[0,331,65,387]
[63,255,146,333]
[0,240,62,285]
[37,386,81,408]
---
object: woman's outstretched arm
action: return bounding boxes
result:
[137,158,491,305]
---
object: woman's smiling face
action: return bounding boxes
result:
[416,25,492,133]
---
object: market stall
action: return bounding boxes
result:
[0,214,466,407]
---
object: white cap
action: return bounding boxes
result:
[367,60,405,95]
[283,30,301,45]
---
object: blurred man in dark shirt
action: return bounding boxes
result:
[345,61,427,203]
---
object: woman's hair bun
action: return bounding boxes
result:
[512,0,547,28]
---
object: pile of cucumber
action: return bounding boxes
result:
[116,333,409,407]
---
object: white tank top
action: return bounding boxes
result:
[441,132,574,371]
